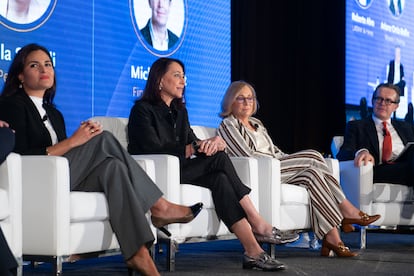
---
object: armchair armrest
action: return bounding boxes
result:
[228,156,259,209]
[21,156,71,256]
[255,157,281,226]
[132,154,181,204]
[325,158,340,182]
[0,153,22,257]
[339,160,374,212]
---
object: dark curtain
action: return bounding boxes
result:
[231,0,346,155]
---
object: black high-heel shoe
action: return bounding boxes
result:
[151,202,203,237]
[127,267,136,276]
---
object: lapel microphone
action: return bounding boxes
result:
[42,115,48,122]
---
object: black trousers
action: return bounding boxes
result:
[180,151,251,229]
[0,228,17,276]
[374,145,414,186]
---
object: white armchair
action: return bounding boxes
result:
[158,125,259,272]
[0,153,22,275]
[21,126,156,275]
[257,157,340,231]
[331,136,414,248]
[92,117,260,272]
[253,155,339,256]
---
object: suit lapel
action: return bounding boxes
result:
[365,118,380,161]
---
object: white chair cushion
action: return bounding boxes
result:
[180,184,214,208]
[281,183,309,205]
[373,183,413,203]
[70,192,109,222]
[0,188,9,220]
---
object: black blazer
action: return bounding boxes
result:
[337,117,414,165]
[140,19,179,49]
[127,100,197,163]
[0,91,66,155]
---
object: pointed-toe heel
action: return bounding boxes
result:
[341,211,381,233]
[127,267,137,276]
[157,226,172,237]
[151,202,203,234]
[320,238,358,257]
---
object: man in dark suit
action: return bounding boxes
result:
[387,46,405,96]
[140,0,179,51]
[0,120,18,276]
[337,83,414,186]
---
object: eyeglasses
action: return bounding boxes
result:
[373,96,399,106]
[235,96,255,104]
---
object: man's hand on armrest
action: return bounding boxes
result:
[355,149,374,167]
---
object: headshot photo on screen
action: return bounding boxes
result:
[0,0,51,24]
[355,0,373,9]
[388,0,404,17]
[131,0,185,52]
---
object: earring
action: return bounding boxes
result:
[19,82,23,88]
[159,85,162,90]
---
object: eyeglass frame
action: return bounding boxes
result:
[235,96,255,104]
[373,96,399,106]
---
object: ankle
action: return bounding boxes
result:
[127,247,159,276]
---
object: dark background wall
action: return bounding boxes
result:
[231,0,346,155]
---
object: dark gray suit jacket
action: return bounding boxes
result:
[337,117,414,165]
[140,19,179,49]
[337,117,414,185]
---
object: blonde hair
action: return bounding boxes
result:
[220,80,258,118]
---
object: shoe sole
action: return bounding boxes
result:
[242,263,286,271]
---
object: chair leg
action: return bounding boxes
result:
[53,256,63,276]
[166,238,178,272]
[360,226,367,249]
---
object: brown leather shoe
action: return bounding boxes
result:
[341,211,381,232]
[320,238,358,257]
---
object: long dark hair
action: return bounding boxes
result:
[1,43,57,105]
[140,57,185,109]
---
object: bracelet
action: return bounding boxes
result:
[46,147,50,156]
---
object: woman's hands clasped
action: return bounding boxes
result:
[70,120,104,147]
[189,136,226,157]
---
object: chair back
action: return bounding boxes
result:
[90,116,129,149]
[191,126,217,140]
[331,136,344,158]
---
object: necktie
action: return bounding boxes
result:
[382,121,392,163]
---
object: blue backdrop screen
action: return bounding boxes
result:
[346,0,413,118]
[0,0,230,135]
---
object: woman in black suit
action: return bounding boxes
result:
[0,120,18,276]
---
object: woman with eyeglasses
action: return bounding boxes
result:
[218,80,381,258]
[127,57,301,271]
